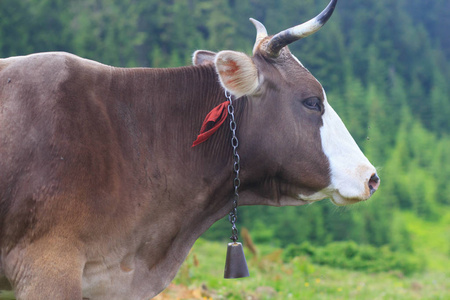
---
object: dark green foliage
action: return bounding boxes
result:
[283,241,426,276]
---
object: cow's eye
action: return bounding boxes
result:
[302,97,322,112]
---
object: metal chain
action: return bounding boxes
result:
[226,90,241,243]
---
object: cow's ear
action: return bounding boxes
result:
[215,51,259,98]
[192,50,216,66]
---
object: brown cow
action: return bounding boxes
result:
[0,0,379,298]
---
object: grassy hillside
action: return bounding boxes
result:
[158,210,450,299]
[401,211,450,273]
[158,233,449,299]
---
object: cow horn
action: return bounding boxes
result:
[249,18,268,54]
[265,0,338,57]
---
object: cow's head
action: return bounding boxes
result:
[193,0,379,206]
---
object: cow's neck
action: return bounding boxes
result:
[135,64,240,214]
[108,64,245,295]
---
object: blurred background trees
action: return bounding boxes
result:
[1,0,449,261]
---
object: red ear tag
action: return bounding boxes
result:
[192,101,230,147]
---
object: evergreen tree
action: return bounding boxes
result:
[0,0,33,56]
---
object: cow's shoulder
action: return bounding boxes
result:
[0,51,116,180]
[0,53,121,247]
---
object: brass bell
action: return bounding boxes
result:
[224,242,250,279]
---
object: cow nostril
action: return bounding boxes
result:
[370,173,379,183]
[368,173,380,195]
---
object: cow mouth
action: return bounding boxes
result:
[330,197,361,206]
[294,185,374,206]
[329,190,372,206]
[246,178,376,207]
[245,181,371,207]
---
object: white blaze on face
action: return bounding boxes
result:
[290,52,377,205]
[319,89,377,205]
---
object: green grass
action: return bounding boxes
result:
[164,238,449,300]
[401,210,450,272]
